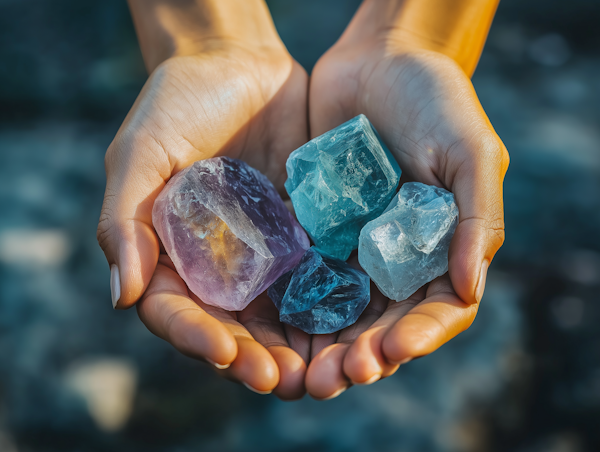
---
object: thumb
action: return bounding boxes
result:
[447,131,509,305]
[97,137,167,309]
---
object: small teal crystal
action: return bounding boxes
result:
[358,182,458,301]
[285,115,402,260]
[268,247,370,334]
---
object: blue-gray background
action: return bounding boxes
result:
[1,0,599,451]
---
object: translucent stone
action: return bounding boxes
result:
[268,247,370,334]
[358,182,458,301]
[152,157,310,311]
[285,114,402,260]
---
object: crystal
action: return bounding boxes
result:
[358,182,458,301]
[268,247,370,334]
[285,114,402,260]
[152,157,310,311]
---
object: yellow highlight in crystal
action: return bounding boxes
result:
[192,215,246,286]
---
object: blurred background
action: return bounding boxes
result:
[1,0,599,451]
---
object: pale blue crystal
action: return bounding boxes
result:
[268,247,370,334]
[358,182,458,301]
[285,114,402,260]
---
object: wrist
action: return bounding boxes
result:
[340,0,499,76]
[128,0,286,72]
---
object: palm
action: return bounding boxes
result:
[118,46,311,399]
[304,40,507,397]
[122,47,308,191]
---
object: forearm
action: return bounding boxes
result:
[127,0,283,72]
[352,0,499,76]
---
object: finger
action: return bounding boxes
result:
[447,127,508,305]
[137,257,238,368]
[306,279,388,390]
[285,324,311,364]
[217,336,280,395]
[97,134,169,309]
[310,333,338,361]
[268,346,307,400]
[342,286,426,385]
[344,326,400,385]
[141,257,280,393]
[186,291,280,394]
[382,274,479,364]
[238,294,307,400]
[305,343,352,400]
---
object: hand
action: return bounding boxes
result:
[304,11,508,399]
[97,41,311,399]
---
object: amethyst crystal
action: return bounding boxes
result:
[152,157,310,311]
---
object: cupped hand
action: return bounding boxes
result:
[97,42,310,399]
[305,24,508,399]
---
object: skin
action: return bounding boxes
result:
[97,0,507,400]
[305,0,507,398]
[98,0,311,399]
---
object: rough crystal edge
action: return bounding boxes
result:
[152,157,310,311]
[284,114,402,197]
[358,182,458,302]
[283,115,402,260]
[268,247,371,334]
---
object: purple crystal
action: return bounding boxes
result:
[152,157,310,311]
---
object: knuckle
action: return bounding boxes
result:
[477,133,505,162]
[484,213,506,250]
[491,224,506,249]
[461,130,506,165]
[152,56,183,79]
[462,212,506,253]
[500,146,510,172]
[96,194,119,251]
[96,214,112,251]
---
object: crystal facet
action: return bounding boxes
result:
[358,182,458,301]
[285,114,402,260]
[268,247,370,334]
[153,157,310,311]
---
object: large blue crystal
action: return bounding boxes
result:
[285,115,402,260]
[268,247,370,334]
[358,182,458,301]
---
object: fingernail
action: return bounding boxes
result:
[110,264,121,309]
[243,382,272,395]
[207,359,230,370]
[353,374,381,386]
[475,260,489,303]
[321,386,348,401]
